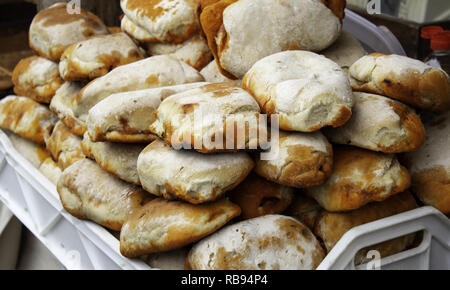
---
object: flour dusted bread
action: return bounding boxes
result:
[0,96,57,144]
[229,173,295,220]
[243,51,354,132]
[186,215,325,270]
[59,32,145,81]
[255,131,333,189]
[87,83,206,143]
[72,55,203,135]
[199,0,345,78]
[137,139,254,204]
[45,121,85,170]
[200,60,241,85]
[150,82,268,153]
[314,192,418,265]
[120,198,240,257]
[121,15,156,43]
[39,157,62,185]
[7,132,51,168]
[29,3,109,61]
[322,31,367,70]
[404,115,450,214]
[57,159,152,231]
[144,248,189,270]
[144,34,212,71]
[349,53,450,112]
[12,56,63,104]
[306,146,411,212]
[324,92,426,153]
[49,82,86,136]
[81,133,145,185]
[120,0,199,44]
[285,194,322,230]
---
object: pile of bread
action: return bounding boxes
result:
[0,0,449,270]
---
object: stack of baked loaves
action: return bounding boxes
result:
[0,0,449,270]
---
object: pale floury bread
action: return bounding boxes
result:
[254,131,333,189]
[349,53,450,112]
[150,83,269,153]
[12,56,63,104]
[87,83,206,143]
[137,139,254,204]
[186,215,325,270]
[285,194,322,230]
[59,33,145,81]
[49,82,86,136]
[57,159,152,231]
[39,158,62,185]
[121,15,156,43]
[314,192,418,265]
[199,0,345,78]
[120,198,241,257]
[0,96,57,144]
[144,248,189,270]
[120,0,200,44]
[404,115,450,214]
[144,34,212,71]
[200,60,241,86]
[228,173,295,220]
[243,51,354,132]
[306,146,411,212]
[324,92,426,153]
[29,3,109,61]
[81,132,146,185]
[7,132,51,168]
[45,121,85,170]
[321,31,367,70]
[71,55,204,136]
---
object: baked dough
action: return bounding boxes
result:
[7,132,51,168]
[45,121,85,170]
[12,56,63,104]
[87,83,206,143]
[186,215,325,270]
[120,0,200,44]
[200,60,241,85]
[137,139,254,204]
[57,159,152,231]
[324,92,426,153]
[229,173,295,220]
[81,132,145,185]
[404,115,450,214]
[306,146,411,212]
[49,81,87,136]
[143,248,189,270]
[0,96,57,144]
[314,192,418,265]
[144,34,212,70]
[59,32,145,81]
[39,157,62,185]
[285,194,322,230]
[254,131,333,188]
[349,53,450,112]
[322,31,367,70]
[29,3,109,61]
[72,55,204,135]
[121,15,156,43]
[150,82,269,153]
[199,0,345,78]
[120,198,241,257]
[243,51,354,132]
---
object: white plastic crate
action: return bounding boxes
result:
[1,10,448,270]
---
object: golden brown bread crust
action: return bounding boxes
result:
[314,192,418,265]
[120,198,241,257]
[306,146,411,212]
[229,173,295,220]
[12,56,64,104]
[411,167,450,214]
[351,53,450,113]
[320,0,346,20]
[285,194,322,230]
